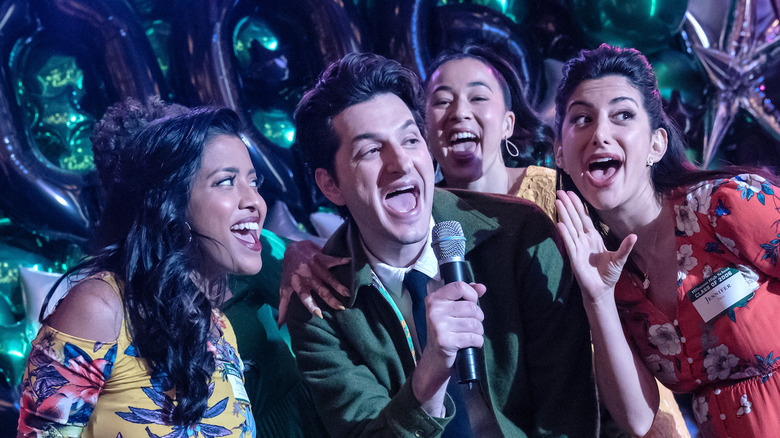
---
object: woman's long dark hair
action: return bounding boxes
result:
[555,44,778,200]
[554,44,778,274]
[426,44,555,168]
[42,106,244,425]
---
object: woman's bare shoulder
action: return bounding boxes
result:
[45,275,123,342]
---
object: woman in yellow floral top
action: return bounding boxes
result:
[424,45,559,220]
[18,107,265,437]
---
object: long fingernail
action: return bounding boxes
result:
[337,305,346,311]
[314,309,323,319]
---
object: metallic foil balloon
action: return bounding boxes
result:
[0,0,168,240]
[537,58,564,128]
[647,49,708,108]
[664,90,706,152]
[427,4,544,104]
[352,0,429,77]
[0,2,94,240]
[170,0,361,224]
[684,0,780,166]
[520,0,586,60]
[0,242,54,309]
[571,0,689,54]
[0,319,31,388]
[435,0,529,24]
[32,0,169,99]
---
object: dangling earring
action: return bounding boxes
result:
[185,221,193,243]
[646,155,654,167]
[504,136,520,158]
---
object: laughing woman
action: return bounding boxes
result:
[18,107,263,437]
[424,45,559,219]
[554,44,780,438]
[425,45,688,437]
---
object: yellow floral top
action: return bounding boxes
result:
[514,165,558,222]
[17,272,256,438]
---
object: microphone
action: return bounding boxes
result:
[431,221,480,389]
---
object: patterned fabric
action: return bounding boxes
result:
[615,175,780,438]
[17,272,256,438]
[514,165,689,437]
[514,165,558,222]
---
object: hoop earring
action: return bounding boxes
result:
[646,155,654,167]
[185,221,193,243]
[505,137,520,158]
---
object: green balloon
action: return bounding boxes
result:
[0,320,33,387]
[233,16,280,71]
[11,42,96,173]
[436,0,528,23]
[648,49,707,107]
[145,19,173,87]
[571,0,689,53]
[248,107,296,150]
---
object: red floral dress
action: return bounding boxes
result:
[615,175,780,438]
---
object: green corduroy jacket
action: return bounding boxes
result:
[288,188,599,438]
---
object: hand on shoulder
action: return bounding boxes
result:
[45,275,123,342]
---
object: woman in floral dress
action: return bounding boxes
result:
[17,107,264,437]
[554,44,780,438]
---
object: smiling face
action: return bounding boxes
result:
[426,57,515,187]
[315,93,434,267]
[187,134,267,276]
[556,75,667,214]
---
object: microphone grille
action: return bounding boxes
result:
[431,221,466,260]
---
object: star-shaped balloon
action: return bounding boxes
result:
[684,0,780,167]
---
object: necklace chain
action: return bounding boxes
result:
[640,209,664,290]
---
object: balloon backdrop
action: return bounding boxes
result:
[684,0,780,166]
[571,0,689,54]
[170,0,361,224]
[0,0,779,433]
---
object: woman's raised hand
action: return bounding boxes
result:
[555,190,637,304]
[277,240,350,326]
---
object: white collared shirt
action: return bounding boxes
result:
[360,218,499,436]
[362,217,441,353]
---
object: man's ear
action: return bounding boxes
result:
[314,168,346,206]
[650,127,668,163]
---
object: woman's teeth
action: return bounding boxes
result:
[231,222,259,231]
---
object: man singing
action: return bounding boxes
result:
[287,52,597,437]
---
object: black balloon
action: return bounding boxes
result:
[427,4,544,105]
[169,0,361,223]
[0,0,169,240]
[520,0,585,61]
[352,0,430,77]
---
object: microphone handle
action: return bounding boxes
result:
[439,260,480,387]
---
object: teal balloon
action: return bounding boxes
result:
[0,320,33,387]
[436,0,529,23]
[571,0,689,53]
[648,48,707,107]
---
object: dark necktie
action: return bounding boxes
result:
[403,269,429,351]
[404,269,472,436]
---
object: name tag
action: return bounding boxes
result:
[224,362,250,404]
[686,267,757,323]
